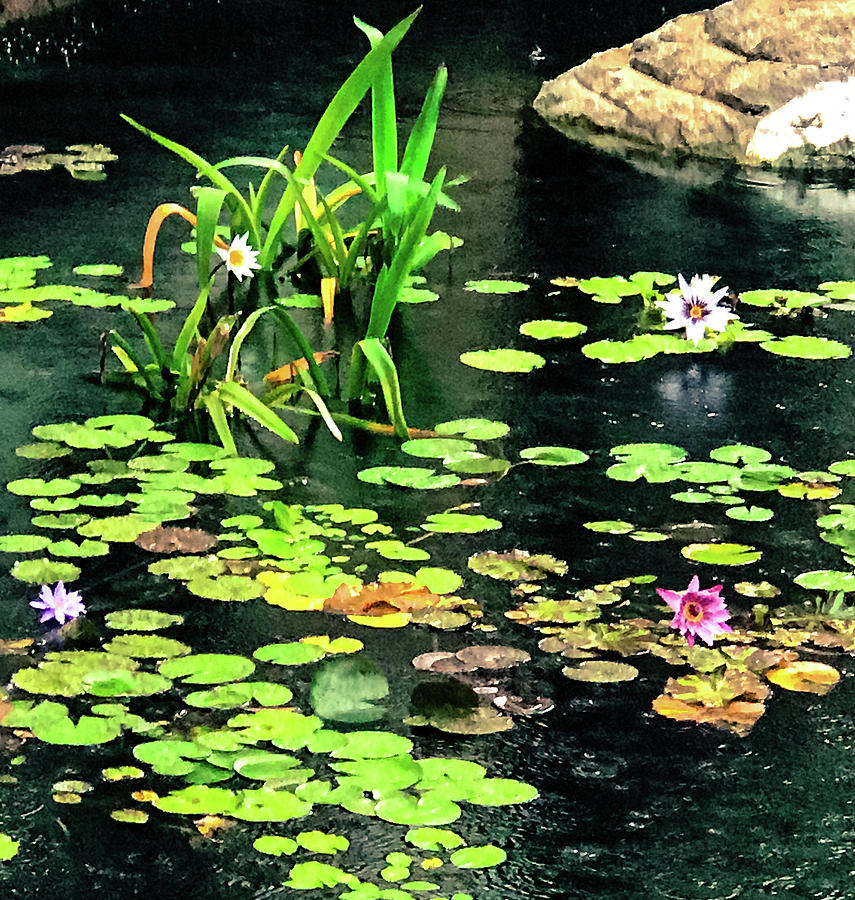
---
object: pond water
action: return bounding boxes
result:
[3,1,855,898]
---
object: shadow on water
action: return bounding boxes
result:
[2,1,855,898]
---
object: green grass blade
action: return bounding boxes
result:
[269,302,331,397]
[298,386,343,441]
[366,166,445,340]
[106,330,164,401]
[354,16,398,199]
[120,114,260,249]
[350,338,409,439]
[172,279,214,372]
[225,306,272,382]
[215,380,299,444]
[260,7,420,268]
[201,391,237,456]
[400,64,447,182]
[194,187,227,289]
[129,309,169,373]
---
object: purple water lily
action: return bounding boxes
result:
[656,575,733,647]
[657,273,737,345]
[30,582,86,626]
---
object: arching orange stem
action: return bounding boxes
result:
[130,202,229,290]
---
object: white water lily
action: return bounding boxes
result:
[657,273,737,345]
[216,232,261,281]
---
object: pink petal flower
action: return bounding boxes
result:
[656,576,732,647]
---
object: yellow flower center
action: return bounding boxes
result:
[683,600,704,622]
[228,248,245,267]
[689,303,705,319]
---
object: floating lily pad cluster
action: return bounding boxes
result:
[537,271,851,364]
[359,418,589,486]
[0,254,171,324]
[466,556,852,736]
[0,607,536,899]
[3,419,284,586]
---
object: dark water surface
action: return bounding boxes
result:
[2,1,855,897]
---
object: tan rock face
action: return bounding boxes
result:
[0,0,80,27]
[534,0,855,169]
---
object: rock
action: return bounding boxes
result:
[533,0,855,171]
[0,0,81,27]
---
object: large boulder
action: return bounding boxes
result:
[534,0,855,170]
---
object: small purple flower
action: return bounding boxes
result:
[656,575,733,647]
[657,273,737,345]
[30,582,86,626]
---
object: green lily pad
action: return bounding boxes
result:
[254,835,299,856]
[576,275,640,303]
[375,791,462,826]
[725,506,774,522]
[110,809,149,824]
[73,263,124,276]
[11,558,81,584]
[759,335,850,359]
[0,534,52,553]
[33,711,123,745]
[47,539,110,558]
[464,279,529,294]
[185,681,294,709]
[365,540,431,561]
[739,289,828,309]
[0,835,19,860]
[459,349,545,373]
[401,438,478,459]
[405,827,465,851]
[583,520,634,535]
[793,570,855,592]
[185,575,264,602]
[331,731,413,760]
[7,477,80,497]
[254,642,327,666]
[414,567,463,594]
[519,319,587,340]
[284,861,359,890]
[449,845,507,869]
[15,441,71,460]
[435,418,510,440]
[681,542,762,565]
[104,609,184,631]
[102,634,191,659]
[420,513,502,534]
[158,653,255,684]
[311,656,389,724]
[562,660,639,682]
[357,466,460,490]
[709,444,772,465]
[296,831,349,854]
[519,446,589,466]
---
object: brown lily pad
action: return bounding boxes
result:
[325,581,441,616]
[135,526,217,554]
[652,694,766,737]
[467,549,568,582]
[562,660,638,683]
[455,644,531,670]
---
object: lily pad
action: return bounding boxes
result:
[357,466,460,490]
[467,549,568,581]
[435,418,510,440]
[464,279,529,294]
[459,349,545,374]
[104,609,184,631]
[725,506,774,522]
[158,653,255,684]
[10,558,81,584]
[759,335,850,359]
[449,845,507,869]
[519,319,586,340]
[681,542,762,565]
[765,661,839,694]
[562,660,639,682]
[421,513,502,534]
[519,446,589,466]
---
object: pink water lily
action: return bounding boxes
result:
[656,575,732,647]
[657,273,737,345]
